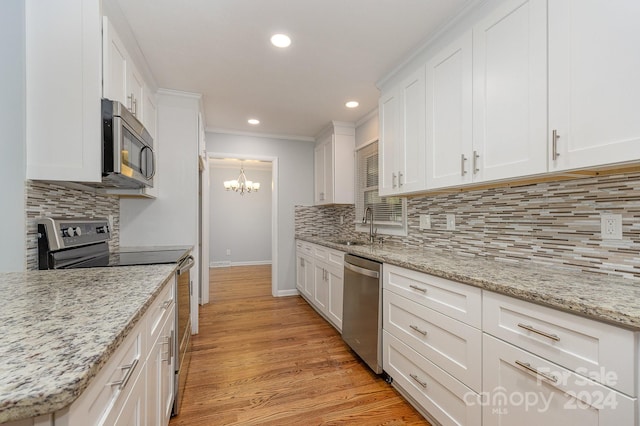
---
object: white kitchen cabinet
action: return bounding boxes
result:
[103,16,146,122]
[314,122,355,205]
[472,0,547,183]
[483,334,636,426]
[548,0,640,171]
[425,31,473,189]
[379,66,426,196]
[384,331,481,426]
[103,363,146,426]
[25,0,102,183]
[295,240,344,332]
[147,306,175,426]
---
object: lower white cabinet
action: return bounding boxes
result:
[384,332,481,426]
[483,334,636,425]
[295,240,344,331]
[146,305,175,426]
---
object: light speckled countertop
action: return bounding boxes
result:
[298,236,640,330]
[0,265,177,423]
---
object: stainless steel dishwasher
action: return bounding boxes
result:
[342,254,383,374]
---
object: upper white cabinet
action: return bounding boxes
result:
[379,66,426,196]
[314,122,355,205]
[25,0,102,183]
[548,0,640,171]
[472,0,547,182]
[103,16,150,127]
[425,31,473,189]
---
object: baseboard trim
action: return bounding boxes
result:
[276,289,299,297]
[210,260,272,268]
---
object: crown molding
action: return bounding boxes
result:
[205,127,315,142]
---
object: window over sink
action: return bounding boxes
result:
[355,141,407,236]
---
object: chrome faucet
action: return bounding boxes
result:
[363,206,377,243]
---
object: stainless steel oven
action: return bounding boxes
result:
[174,255,194,416]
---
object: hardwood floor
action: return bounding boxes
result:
[169,265,430,426]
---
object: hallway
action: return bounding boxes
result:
[169,265,429,425]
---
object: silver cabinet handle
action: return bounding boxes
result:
[161,299,172,310]
[127,94,134,112]
[409,373,427,388]
[461,154,468,176]
[552,129,560,161]
[398,171,404,187]
[160,336,170,362]
[517,323,560,342]
[409,324,427,336]
[409,284,427,293]
[108,358,139,389]
[319,192,325,201]
[169,330,173,361]
[392,172,397,188]
[515,360,558,383]
[473,150,480,174]
[300,257,304,267]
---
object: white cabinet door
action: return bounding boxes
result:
[102,17,128,106]
[296,253,314,298]
[379,67,426,196]
[108,367,146,426]
[326,267,343,331]
[313,263,328,312]
[397,66,426,194]
[314,142,327,204]
[473,0,547,182]
[127,64,145,120]
[426,31,473,189]
[379,89,400,196]
[322,140,334,204]
[25,0,102,183]
[483,334,635,426]
[549,0,640,171]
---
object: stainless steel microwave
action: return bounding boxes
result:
[101,98,155,188]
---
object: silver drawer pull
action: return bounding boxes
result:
[409,284,427,293]
[160,333,173,363]
[161,299,172,309]
[108,358,139,389]
[515,360,558,383]
[409,373,427,388]
[517,323,560,342]
[409,324,428,336]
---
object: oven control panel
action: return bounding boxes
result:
[37,217,111,251]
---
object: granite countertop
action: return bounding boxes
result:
[0,264,178,423]
[298,235,640,330]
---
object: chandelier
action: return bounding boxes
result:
[223,166,260,195]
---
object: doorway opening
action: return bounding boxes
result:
[204,154,278,299]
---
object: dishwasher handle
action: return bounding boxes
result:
[177,255,195,275]
[345,261,380,279]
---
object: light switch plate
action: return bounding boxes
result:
[419,214,431,230]
[446,214,456,231]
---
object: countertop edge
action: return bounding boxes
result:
[297,236,640,331]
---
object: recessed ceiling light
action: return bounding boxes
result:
[345,101,359,108]
[248,118,260,125]
[270,33,291,48]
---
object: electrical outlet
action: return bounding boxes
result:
[419,214,431,230]
[226,249,231,256]
[601,214,622,240]
[340,215,344,225]
[446,214,456,231]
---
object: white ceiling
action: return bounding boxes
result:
[116,0,473,140]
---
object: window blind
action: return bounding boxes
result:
[355,141,405,227]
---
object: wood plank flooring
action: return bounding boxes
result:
[169,265,430,426]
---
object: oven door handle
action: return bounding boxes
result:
[177,255,195,275]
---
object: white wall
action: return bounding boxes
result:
[209,165,272,265]
[355,110,379,149]
[206,132,314,293]
[0,0,26,271]
[120,90,201,332]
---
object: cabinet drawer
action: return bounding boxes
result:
[483,291,637,396]
[147,278,175,346]
[483,334,636,425]
[384,264,481,328]
[384,290,481,392]
[313,244,344,269]
[296,240,313,256]
[68,320,144,425]
[384,331,481,426]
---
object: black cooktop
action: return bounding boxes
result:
[113,249,190,266]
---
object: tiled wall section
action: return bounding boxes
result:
[25,181,120,270]
[295,204,358,240]
[296,172,640,280]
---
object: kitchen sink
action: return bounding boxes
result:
[335,240,367,246]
